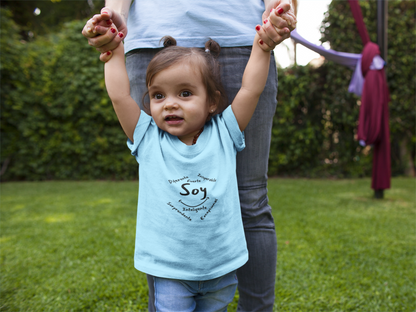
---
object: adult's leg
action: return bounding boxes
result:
[127,47,278,312]
[219,47,278,312]
[126,49,159,312]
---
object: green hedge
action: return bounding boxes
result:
[1,1,414,181]
[269,63,372,177]
[1,11,137,180]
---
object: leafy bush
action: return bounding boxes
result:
[1,10,137,180]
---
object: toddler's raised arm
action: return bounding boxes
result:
[104,42,141,141]
[230,33,272,131]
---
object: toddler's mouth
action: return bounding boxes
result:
[165,115,183,121]
[165,115,184,124]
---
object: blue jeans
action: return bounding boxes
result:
[154,271,238,312]
[126,46,278,312]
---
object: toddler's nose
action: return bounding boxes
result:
[164,99,179,110]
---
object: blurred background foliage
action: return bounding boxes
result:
[0,0,414,181]
[0,0,104,39]
[271,0,415,178]
[1,1,137,180]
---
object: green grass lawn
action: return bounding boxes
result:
[1,178,414,311]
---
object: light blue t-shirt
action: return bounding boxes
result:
[127,106,248,280]
[124,0,265,52]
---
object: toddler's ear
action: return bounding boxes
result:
[210,91,221,113]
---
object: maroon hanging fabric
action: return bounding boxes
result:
[349,0,391,190]
[348,0,370,45]
[357,42,391,190]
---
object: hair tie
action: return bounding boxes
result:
[205,49,210,53]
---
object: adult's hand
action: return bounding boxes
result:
[263,0,296,30]
[82,7,127,55]
[257,0,297,50]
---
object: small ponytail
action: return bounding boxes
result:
[160,36,177,48]
[204,39,221,57]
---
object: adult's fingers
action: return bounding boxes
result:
[100,50,113,63]
[94,31,125,54]
[255,25,274,52]
[275,0,292,14]
[270,9,297,31]
[87,25,119,51]
[261,17,291,47]
[101,7,128,39]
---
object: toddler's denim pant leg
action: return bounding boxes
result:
[153,271,238,312]
[126,47,278,312]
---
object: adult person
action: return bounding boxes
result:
[83,1,296,311]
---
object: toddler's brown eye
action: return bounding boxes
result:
[180,91,192,97]
[154,93,164,100]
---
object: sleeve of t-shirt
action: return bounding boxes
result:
[126,111,152,157]
[222,106,245,152]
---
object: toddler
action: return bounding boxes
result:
[99,19,278,312]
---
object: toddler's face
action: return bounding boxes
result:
[148,62,217,145]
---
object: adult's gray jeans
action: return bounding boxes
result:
[126,46,278,312]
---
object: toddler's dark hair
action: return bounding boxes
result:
[142,36,228,117]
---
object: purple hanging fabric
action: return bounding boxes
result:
[290,29,386,97]
[349,54,384,96]
[290,29,360,69]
